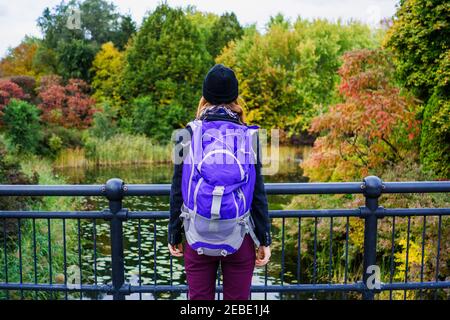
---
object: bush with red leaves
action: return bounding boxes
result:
[38,77,97,129]
[0,79,26,120]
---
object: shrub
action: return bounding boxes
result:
[3,99,42,153]
[0,139,39,236]
[38,78,97,129]
[7,76,36,102]
[89,101,119,139]
[48,133,63,153]
[0,80,26,120]
[131,96,185,142]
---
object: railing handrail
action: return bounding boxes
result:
[0,180,449,197]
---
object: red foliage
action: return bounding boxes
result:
[0,79,26,121]
[38,78,97,129]
[303,49,420,181]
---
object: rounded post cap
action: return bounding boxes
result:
[362,175,383,198]
[105,178,125,201]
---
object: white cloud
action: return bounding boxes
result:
[0,0,399,58]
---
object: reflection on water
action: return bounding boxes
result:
[55,146,310,300]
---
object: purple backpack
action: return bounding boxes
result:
[180,119,260,256]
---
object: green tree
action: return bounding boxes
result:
[3,99,42,153]
[113,14,137,50]
[56,39,97,80]
[206,12,244,59]
[384,0,450,177]
[131,96,185,142]
[37,0,136,80]
[217,17,379,135]
[122,3,211,139]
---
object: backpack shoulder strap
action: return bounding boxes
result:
[186,120,203,165]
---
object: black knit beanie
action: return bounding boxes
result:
[202,64,239,105]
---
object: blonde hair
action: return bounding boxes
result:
[196,96,246,124]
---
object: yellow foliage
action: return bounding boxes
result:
[90,42,124,105]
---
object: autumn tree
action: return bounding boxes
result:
[0,37,40,78]
[90,42,124,104]
[302,49,420,181]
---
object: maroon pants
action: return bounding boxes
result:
[184,234,256,300]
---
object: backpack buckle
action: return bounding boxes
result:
[180,211,190,220]
[221,249,228,257]
[197,248,204,255]
[212,186,225,196]
[211,186,225,220]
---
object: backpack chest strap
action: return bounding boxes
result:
[211,186,225,220]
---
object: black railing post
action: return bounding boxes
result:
[105,178,126,300]
[361,175,383,300]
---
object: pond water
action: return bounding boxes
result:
[55,146,311,300]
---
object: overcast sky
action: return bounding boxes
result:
[0,0,399,58]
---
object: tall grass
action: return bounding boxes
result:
[54,134,172,168]
[0,157,82,299]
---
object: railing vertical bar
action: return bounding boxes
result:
[434,215,442,300]
[297,217,301,285]
[77,218,82,300]
[343,216,350,300]
[18,218,23,300]
[3,219,9,299]
[389,216,396,300]
[32,218,37,300]
[313,217,318,300]
[264,264,268,300]
[47,218,53,300]
[217,267,221,300]
[169,254,173,286]
[153,219,157,300]
[404,216,411,300]
[419,215,427,299]
[62,218,68,300]
[328,217,333,284]
[138,218,142,300]
[264,264,268,301]
[93,219,98,300]
[280,217,285,300]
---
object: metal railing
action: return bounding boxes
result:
[0,175,449,300]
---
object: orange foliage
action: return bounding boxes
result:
[302,49,420,181]
[0,41,39,77]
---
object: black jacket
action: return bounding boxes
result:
[168,111,272,247]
